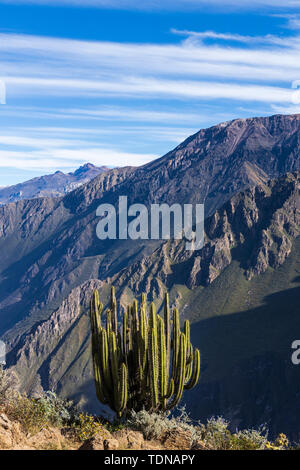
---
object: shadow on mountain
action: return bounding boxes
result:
[64,378,113,419]
[185,283,300,440]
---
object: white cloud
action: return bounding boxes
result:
[1,32,300,91]
[0,146,157,169]
[0,104,237,131]
[273,14,300,30]
[0,0,299,10]
[1,26,300,174]
[271,103,300,114]
[0,130,159,169]
[0,32,299,106]
[57,107,201,124]
[288,17,300,30]
[0,134,98,148]
[3,75,294,103]
[171,28,300,48]
[0,124,199,143]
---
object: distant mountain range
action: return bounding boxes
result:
[0,163,110,205]
[1,113,300,437]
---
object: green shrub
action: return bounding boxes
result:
[231,427,269,450]
[5,394,50,434]
[198,417,232,450]
[126,406,201,442]
[4,390,80,435]
[126,410,276,450]
[73,413,106,442]
[33,391,78,427]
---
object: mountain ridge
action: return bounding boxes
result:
[0,163,110,205]
[6,170,300,438]
[2,113,300,339]
[2,113,300,436]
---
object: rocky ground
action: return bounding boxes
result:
[0,412,207,451]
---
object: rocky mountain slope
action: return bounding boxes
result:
[1,113,300,437]
[5,171,300,438]
[0,163,109,205]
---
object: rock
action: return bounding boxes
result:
[0,428,12,449]
[113,429,144,449]
[0,416,24,449]
[79,430,111,451]
[191,440,208,450]
[104,438,119,450]
[161,429,193,450]
[27,427,65,450]
[125,431,144,449]
[0,415,80,450]
[0,414,13,431]
[61,427,77,440]
[0,414,14,449]
[81,430,143,451]
[141,441,163,450]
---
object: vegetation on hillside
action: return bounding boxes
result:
[0,367,295,450]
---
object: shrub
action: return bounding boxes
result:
[73,413,106,442]
[4,390,80,435]
[198,417,232,450]
[197,417,271,450]
[33,391,78,427]
[126,406,202,442]
[230,427,269,450]
[126,409,277,450]
[265,433,290,450]
[5,394,50,434]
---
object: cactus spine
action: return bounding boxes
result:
[90,287,200,417]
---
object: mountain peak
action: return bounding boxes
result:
[74,163,96,174]
[0,163,109,205]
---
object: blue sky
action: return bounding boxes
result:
[1,1,300,185]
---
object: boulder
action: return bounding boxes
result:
[0,414,24,449]
[79,431,111,451]
[0,414,13,449]
[113,429,144,449]
[161,429,193,450]
[191,440,208,450]
[0,414,13,431]
[104,438,119,450]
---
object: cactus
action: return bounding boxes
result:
[90,287,200,417]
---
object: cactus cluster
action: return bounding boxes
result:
[90,287,200,417]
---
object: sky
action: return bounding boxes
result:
[1,1,300,185]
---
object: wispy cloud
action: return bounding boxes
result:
[273,14,300,30]
[171,28,300,48]
[0,24,300,175]
[0,133,158,169]
[4,76,294,103]
[1,32,300,103]
[287,17,300,30]
[0,0,299,10]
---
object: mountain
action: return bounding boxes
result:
[1,113,300,437]
[0,163,110,205]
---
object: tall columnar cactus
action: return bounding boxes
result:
[90,287,200,417]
